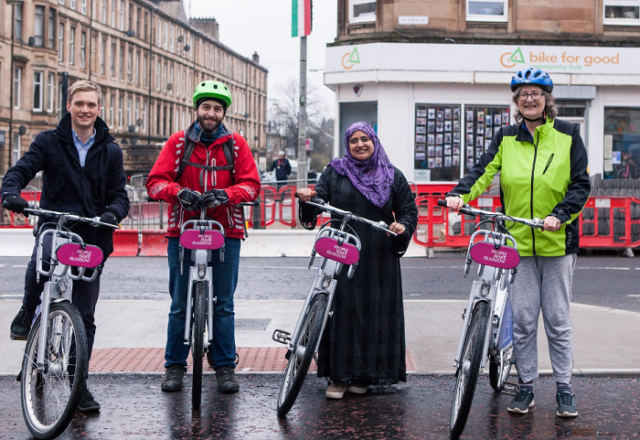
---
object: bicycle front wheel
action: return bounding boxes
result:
[21,301,88,440]
[276,292,328,417]
[450,300,490,439]
[192,281,206,410]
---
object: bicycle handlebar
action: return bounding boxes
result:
[23,206,120,230]
[301,197,398,237]
[437,199,544,229]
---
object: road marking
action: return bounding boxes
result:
[0,264,4,268]
[240,266,309,270]
[12,265,28,268]
[575,267,629,270]
[629,295,640,298]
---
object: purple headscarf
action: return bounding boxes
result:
[328,122,395,208]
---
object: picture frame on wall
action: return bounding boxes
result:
[485,115,492,126]
[466,122,474,133]
[485,127,492,139]
[428,158,435,168]
[453,146,460,156]
[428,146,435,157]
[444,156,452,167]
[416,152,426,160]
[502,111,510,125]
[444,133,452,144]
[444,145,452,156]
[466,134,474,145]
[416,143,426,152]
[437,111,444,121]
[417,108,427,117]
[436,146,443,157]
[453,121,460,132]
[444,108,452,120]
[416,125,426,134]
[466,146,474,157]
[444,121,452,132]
[476,137,484,147]
[417,117,427,126]
[416,135,426,143]
[453,132,461,142]
[428,108,435,119]
[435,157,442,168]
[466,109,474,121]
[437,122,444,132]
[428,134,435,145]
[494,114,502,126]
[436,134,444,145]
[454,108,461,119]
[453,156,459,166]
[428,121,435,132]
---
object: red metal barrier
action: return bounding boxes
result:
[139,230,168,256]
[111,230,139,256]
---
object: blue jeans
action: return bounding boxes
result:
[165,236,241,369]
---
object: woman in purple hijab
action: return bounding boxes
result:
[296,122,418,400]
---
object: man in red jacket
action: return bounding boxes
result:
[146,81,260,394]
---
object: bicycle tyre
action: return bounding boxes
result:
[276,293,328,417]
[21,301,88,440]
[192,282,206,410]
[489,345,513,392]
[450,300,490,439]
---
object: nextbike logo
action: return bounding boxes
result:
[342,47,360,70]
[500,47,525,68]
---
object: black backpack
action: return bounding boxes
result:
[176,129,235,183]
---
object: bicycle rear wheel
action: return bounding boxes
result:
[21,302,88,440]
[276,293,328,417]
[192,282,206,410]
[450,300,490,439]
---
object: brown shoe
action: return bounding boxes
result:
[325,382,348,399]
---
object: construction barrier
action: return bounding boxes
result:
[139,230,168,257]
[111,230,140,256]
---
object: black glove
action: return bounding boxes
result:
[177,188,201,211]
[2,194,29,216]
[198,189,229,209]
[99,211,119,229]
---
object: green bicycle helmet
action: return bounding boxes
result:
[192,80,232,109]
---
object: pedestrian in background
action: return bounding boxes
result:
[296,121,417,399]
[270,151,291,201]
[445,68,590,418]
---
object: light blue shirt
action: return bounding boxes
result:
[72,128,97,167]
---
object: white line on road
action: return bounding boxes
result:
[12,265,28,268]
[629,295,640,298]
[575,267,629,270]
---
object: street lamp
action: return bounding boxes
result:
[7,0,24,169]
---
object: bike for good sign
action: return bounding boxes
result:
[326,43,640,75]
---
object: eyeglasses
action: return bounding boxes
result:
[518,91,544,101]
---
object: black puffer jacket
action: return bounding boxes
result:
[1,114,129,257]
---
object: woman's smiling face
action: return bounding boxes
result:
[349,130,375,161]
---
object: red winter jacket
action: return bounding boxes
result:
[146,123,260,239]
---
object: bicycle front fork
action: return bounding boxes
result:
[183,264,215,345]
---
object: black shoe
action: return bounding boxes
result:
[508,389,535,414]
[77,386,100,412]
[215,366,239,394]
[556,392,579,418]
[10,306,36,340]
[161,365,185,392]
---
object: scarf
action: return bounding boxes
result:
[195,121,226,144]
[328,122,395,208]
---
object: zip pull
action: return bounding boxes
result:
[542,153,554,175]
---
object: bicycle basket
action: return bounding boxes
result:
[469,242,520,269]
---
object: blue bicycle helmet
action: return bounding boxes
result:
[510,68,553,93]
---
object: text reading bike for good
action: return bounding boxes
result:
[530,51,620,67]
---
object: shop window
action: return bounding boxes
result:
[349,0,376,24]
[414,104,510,181]
[467,0,508,22]
[603,107,640,179]
[604,0,640,25]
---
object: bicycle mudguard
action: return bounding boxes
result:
[56,243,104,268]
[180,229,225,250]
[314,236,359,265]
[470,242,520,269]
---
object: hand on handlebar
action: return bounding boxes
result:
[296,188,317,203]
[445,195,464,213]
[543,215,561,232]
[199,188,229,209]
[177,188,201,211]
[388,222,406,236]
[98,211,119,230]
[2,194,29,217]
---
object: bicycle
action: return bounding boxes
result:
[179,199,259,410]
[438,200,545,439]
[19,206,118,440]
[272,197,396,416]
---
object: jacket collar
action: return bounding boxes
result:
[185,121,232,146]
[56,113,115,147]
[515,117,554,143]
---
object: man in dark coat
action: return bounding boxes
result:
[1,80,129,412]
[269,151,292,200]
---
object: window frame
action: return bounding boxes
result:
[466,0,509,23]
[15,3,23,42]
[110,42,116,77]
[34,6,45,47]
[13,66,22,110]
[48,9,56,49]
[47,72,55,112]
[349,0,376,24]
[603,0,640,25]
[80,31,87,69]
[58,23,65,62]
[33,71,44,112]
[69,27,75,65]
[119,0,125,31]
[70,0,76,10]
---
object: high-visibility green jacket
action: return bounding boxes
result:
[450,118,590,257]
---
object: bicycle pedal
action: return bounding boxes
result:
[503,381,520,396]
[272,329,291,345]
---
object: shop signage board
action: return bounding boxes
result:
[327,43,640,75]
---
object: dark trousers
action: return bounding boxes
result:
[22,234,102,362]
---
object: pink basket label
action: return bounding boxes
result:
[470,242,520,269]
[56,243,104,268]
[315,237,360,265]
[180,229,225,250]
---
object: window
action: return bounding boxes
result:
[59,0,64,5]
[163,62,167,91]
[182,67,186,96]
[144,12,148,41]
[101,39,106,75]
[466,0,508,22]
[12,134,21,166]
[120,45,125,79]
[119,0,125,31]
[111,0,116,27]
[70,0,76,10]
[80,32,87,69]
[13,67,22,109]
[136,7,141,37]
[156,59,160,91]
[135,51,140,85]
[169,64,173,94]
[127,96,132,126]
[58,23,64,62]
[118,95,123,129]
[164,22,168,49]
[34,6,45,47]
[102,0,107,24]
[603,107,640,178]
[176,68,180,97]
[156,103,160,134]
[15,3,23,42]
[110,42,116,76]
[109,94,115,126]
[349,0,375,23]
[135,99,139,131]
[69,27,75,65]
[170,25,174,52]
[129,3,133,32]
[604,0,640,24]
[142,54,147,86]
[48,9,56,49]
[82,0,87,14]
[127,48,133,82]
[47,72,55,112]
[157,19,161,47]
[33,71,44,111]
[143,101,147,132]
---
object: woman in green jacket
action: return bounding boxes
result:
[446,68,590,419]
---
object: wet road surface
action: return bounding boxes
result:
[1,374,638,439]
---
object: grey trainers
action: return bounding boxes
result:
[161,365,185,392]
[507,389,535,414]
[556,392,578,418]
[215,366,239,394]
[10,306,36,340]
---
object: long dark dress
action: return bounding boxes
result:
[300,165,418,385]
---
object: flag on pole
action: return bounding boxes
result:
[292,0,312,37]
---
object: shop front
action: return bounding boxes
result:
[324,43,640,185]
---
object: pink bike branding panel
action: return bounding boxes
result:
[180,229,225,250]
[315,237,359,265]
[470,242,520,269]
[56,243,104,268]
